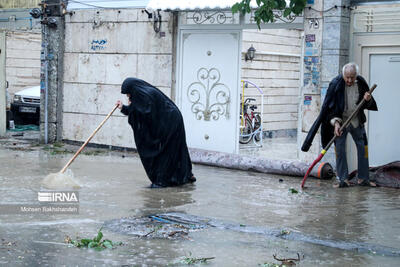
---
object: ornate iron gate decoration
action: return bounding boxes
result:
[273,10,297,23]
[182,11,239,25]
[188,11,228,24]
[187,68,231,121]
[247,9,298,24]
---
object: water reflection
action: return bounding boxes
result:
[300,188,369,242]
[138,184,196,216]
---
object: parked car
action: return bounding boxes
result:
[10,85,40,125]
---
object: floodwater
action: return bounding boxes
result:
[0,147,399,266]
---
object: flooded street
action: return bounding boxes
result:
[0,147,399,266]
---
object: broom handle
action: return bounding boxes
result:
[60,105,118,173]
[323,84,377,152]
[301,84,377,189]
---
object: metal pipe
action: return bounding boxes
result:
[43,25,48,144]
[297,32,305,158]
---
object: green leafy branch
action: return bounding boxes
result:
[66,228,121,251]
[232,0,307,28]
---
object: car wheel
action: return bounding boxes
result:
[12,111,23,125]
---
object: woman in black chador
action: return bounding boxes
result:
[116,78,196,188]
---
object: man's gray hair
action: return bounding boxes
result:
[342,62,359,76]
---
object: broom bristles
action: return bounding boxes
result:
[41,169,82,190]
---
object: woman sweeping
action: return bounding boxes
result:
[116,78,196,188]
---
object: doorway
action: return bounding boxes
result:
[352,32,400,168]
[369,53,400,166]
[177,30,241,154]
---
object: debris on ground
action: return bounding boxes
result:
[0,239,16,252]
[289,188,298,194]
[349,161,400,188]
[260,253,302,267]
[273,253,302,266]
[180,252,215,265]
[143,225,163,237]
[104,212,400,257]
[104,216,193,239]
[278,230,291,236]
[1,239,16,247]
[65,228,122,251]
[259,263,280,267]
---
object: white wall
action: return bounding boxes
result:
[241,29,302,133]
[62,8,173,147]
[6,30,41,103]
[62,8,304,148]
[67,0,149,10]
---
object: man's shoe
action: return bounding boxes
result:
[357,179,377,187]
[333,179,350,188]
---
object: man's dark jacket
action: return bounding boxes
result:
[301,75,378,152]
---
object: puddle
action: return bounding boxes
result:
[0,148,399,266]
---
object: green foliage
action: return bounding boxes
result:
[232,0,307,27]
[289,188,299,194]
[67,228,121,251]
[259,263,281,267]
[53,142,64,148]
[181,252,215,265]
[82,149,105,156]
[43,143,70,155]
[280,229,291,235]
[43,143,104,156]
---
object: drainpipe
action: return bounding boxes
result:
[0,31,5,137]
[43,25,49,144]
[33,5,50,144]
[297,31,305,159]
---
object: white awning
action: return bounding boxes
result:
[67,0,149,10]
[146,0,253,11]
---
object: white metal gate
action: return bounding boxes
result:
[350,4,400,169]
[177,30,241,154]
[369,54,400,166]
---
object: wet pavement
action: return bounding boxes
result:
[0,132,399,266]
[239,137,298,160]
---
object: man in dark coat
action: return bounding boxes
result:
[302,63,378,188]
[116,78,196,188]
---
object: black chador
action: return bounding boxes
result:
[120,78,195,187]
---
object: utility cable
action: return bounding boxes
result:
[67,0,146,9]
[307,5,354,13]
